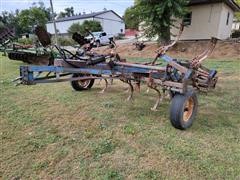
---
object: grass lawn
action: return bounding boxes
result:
[0,55,240,179]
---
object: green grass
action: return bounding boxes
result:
[0,55,240,179]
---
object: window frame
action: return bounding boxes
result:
[226,12,230,26]
[183,12,192,26]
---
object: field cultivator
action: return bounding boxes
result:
[13,26,218,130]
[0,26,54,65]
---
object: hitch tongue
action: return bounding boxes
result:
[12,76,22,82]
[12,76,23,86]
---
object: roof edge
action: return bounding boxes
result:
[188,0,240,11]
[47,10,123,24]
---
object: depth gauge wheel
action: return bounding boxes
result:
[170,90,198,130]
[71,74,94,91]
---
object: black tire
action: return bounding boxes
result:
[170,90,198,130]
[71,74,94,91]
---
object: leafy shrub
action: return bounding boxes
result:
[104,170,123,180]
[231,30,240,38]
[68,20,102,36]
[114,33,125,40]
[52,36,76,46]
[18,38,34,45]
[93,139,116,157]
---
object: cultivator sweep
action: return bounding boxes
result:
[14,26,218,130]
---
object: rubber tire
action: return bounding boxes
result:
[170,90,198,130]
[71,74,94,91]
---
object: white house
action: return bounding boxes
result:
[46,10,125,36]
[232,18,240,30]
[171,0,240,40]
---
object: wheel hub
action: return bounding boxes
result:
[183,97,194,122]
[79,79,91,88]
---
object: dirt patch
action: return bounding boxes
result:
[94,41,240,60]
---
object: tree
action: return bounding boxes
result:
[0,2,50,36]
[0,21,5,31]
[68,23,84,35]
[134,0,189,43]
[18,7,48,33]
[82,20,102,32]
[65,7,74,17]
[235,0,240,21]
[0,11,21,35]
[123,6,139,29]
[58,7,74,19]
[68,20,103,36]
[37,1,52,21]
[0,11,16,26]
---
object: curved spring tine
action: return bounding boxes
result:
[126,80,134,101]
[151,24,184,65]
[99,79,108,94]
[191,37,218,67]
[134,82,141,93]
[109,75,114,85]
[146,87,150,93]
[163,89,171,100]
[147,84,163,111]
[98,79,103,85]
[155,24,184,55]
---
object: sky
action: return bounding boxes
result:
[0,0,134,16]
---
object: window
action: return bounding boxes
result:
[183,12,192,26]
[101,32,107,36]
[226,12,230,25]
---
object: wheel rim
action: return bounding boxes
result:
[78,79,91,88]
[183,97,194,122]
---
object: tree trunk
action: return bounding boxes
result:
[158,25,171,45]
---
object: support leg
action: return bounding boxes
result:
[126,80,134,101]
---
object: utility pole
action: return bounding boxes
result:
[49,0,58,45]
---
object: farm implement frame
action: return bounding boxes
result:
[12,26,218,130]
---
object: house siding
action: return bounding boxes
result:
[46,11,124,36]
[171,2,235,40]
[94,11,125,36]
[46,18,93,35]
[217,3,234,39]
